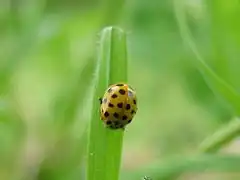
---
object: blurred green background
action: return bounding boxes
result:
[1,0,240,179]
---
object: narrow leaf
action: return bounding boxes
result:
[87,26,128,180]
[173,0,240,115]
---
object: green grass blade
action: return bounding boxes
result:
[199,117,240,153]
[53,58,96,128]
[173,0,240,115]
[125,154,240,180]
[174,0,240,164]
[36,59,95,180]
[156,154,240,180]
[87,26,128,180]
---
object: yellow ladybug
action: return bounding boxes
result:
[99,83,138,130]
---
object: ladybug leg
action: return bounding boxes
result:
[118,124,125,131]
[98,97,102,104]
[103,122,108,128]
[108,123,117,130]
[100,110,104,120]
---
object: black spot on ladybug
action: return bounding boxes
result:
[119,89,126,95]
[122,115,127,120]
[113,112,119,118]
[131,110,135,114]
[103,98,107,103]
[108,88,112,93]
[126,104,131,110]
[108,103,114,107]
[106,120,111,125]
[117,103,123,108]
[116,84,124,86]
[128,119,132,123]
[111,94,118,98]
[133,99,136,104]
[104,111,109,117]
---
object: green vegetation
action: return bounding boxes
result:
[1,0,240,180]
[87,27,127,180]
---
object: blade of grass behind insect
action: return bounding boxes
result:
[199,117,240,153]
[173,0,240,163]
[36,58,95,180]
[87,26,127,180]
[123,154,240,180]
[173,0,240,115]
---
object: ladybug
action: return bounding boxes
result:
[99,83,138,130]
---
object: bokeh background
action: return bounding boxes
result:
[1,0,240,179]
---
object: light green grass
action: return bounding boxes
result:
[199,117,240,153]
[124,154,240,180]
[3,1,240,180]
[87,26,128,180]
[174,0,240,115]
[174,0,240,153]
